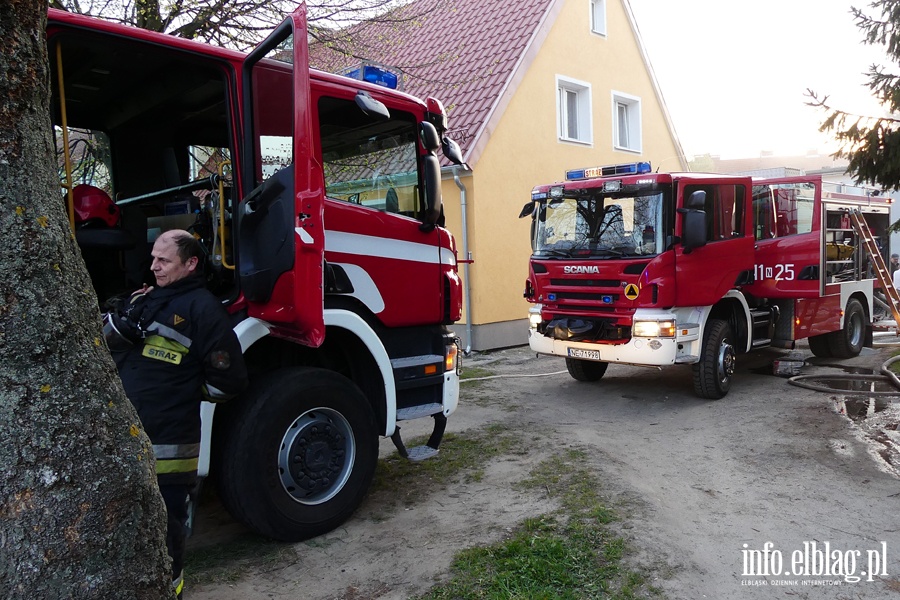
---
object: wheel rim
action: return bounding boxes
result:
[278,407,355,505]
[848,311,863,348]
[718,338,735,384]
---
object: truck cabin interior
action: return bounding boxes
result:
[49,30,236,306]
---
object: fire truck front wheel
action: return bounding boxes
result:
[565,358,609,382]
[693,319,735,400]
[215,367,379,542]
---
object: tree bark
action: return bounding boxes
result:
[0,1,174,598]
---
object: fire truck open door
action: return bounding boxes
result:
[237,3,325,347]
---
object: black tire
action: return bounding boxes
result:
[565,357,608,382]
[807,333,832,358]
[693,319,735,400]
[827,298,866,358]
[216,367,378,541]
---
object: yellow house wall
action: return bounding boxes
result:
[442,0,683,341]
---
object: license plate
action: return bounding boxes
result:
[567,347,600,361]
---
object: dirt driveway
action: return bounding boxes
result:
[189,340,900,600]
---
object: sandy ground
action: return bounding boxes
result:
[188,339,900,600]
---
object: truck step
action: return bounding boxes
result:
[749,308,771,320]
[396,403,443,421]
[390,412,447,462]
[404,445,440,462]
[751,338,772,349]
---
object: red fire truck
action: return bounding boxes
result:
[49,5,463,541]
[521,162,892,399]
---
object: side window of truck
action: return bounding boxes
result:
[318,96,419,215]
[751,183,814,240]
[684,184,745,242]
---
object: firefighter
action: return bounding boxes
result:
[892,254,900,291]
[104,229,248,597]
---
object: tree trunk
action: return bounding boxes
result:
[0,1,174,598]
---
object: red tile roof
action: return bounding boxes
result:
[310,0,556,164]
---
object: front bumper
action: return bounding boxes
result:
[527,307,702,367]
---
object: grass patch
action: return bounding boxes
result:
[185,533,294,586]
[461,365,496,381]
[414,448,664,600]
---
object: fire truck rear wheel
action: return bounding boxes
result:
[827,298,865,358]
[215,367,378,542]
[565,357,609,381]
[693,319,735,400]
[807,334,832,358]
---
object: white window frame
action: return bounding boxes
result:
[557,76,593,145]
[590,0,607,36]
[611,91,642,153]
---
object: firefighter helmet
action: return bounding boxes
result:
[72,184,119,228]
[102,311,138,352]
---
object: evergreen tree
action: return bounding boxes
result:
[810,1,900,195]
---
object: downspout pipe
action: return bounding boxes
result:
[453,166,473,355]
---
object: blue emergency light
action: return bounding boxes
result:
[565,161,651,181]
[343,65,399,89]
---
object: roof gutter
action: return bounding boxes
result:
[452,165,473,355]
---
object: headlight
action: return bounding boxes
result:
[445,341,460,372]
[633,320,676,338]
[528,307,543,328]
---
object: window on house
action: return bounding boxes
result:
[557,76,592,144]
[612,92,641,152]
[591,0,607,35]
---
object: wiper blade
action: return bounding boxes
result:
[580,245,626,257]
[536,248,575,257]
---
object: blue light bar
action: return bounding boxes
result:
[344,65,399,89]
[565,161,652,180]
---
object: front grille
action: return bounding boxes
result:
[550,278,620,287]
[540,316,631,341]
[552,292,620,301]
[557,304,618,313]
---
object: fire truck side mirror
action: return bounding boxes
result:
[421,153,441,230]
[355,90,390,120]
[442,136,465,166]
[680,190,708,254]
[420,121,440,152]
[518,201,535,219]
[419,122,443,231]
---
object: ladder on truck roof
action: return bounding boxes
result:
[849,208,900,331]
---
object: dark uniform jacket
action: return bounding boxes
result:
[114,276,248,484]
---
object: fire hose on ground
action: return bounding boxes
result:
[788,332,900,396]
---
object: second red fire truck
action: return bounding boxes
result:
[521,162,892,399]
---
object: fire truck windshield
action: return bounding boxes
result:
[532,192,664,258]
